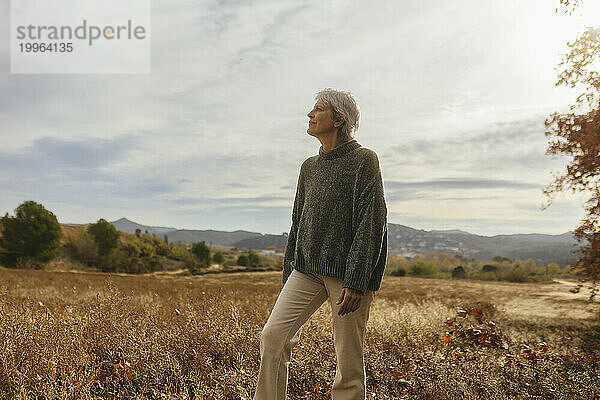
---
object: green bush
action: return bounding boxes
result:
[237,254,249,267]
[142,233,163,247]
[0,201,62,267]
[212,251,225,264]
[500,265,530,282]
[407,259,438,276]
[103,243,163,274]
[137,242,155,258]
[156,242,169,256]
[109,249,142,273]
[191,241,211,265]
[451,266,466,279]
[167,243,187,260]
[482,264,498,272]
[248,250,261,268]
[185,252,203,275]
[64,231,99,266]
[390,267,406,276]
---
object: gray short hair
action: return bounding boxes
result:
[315,88,360,143]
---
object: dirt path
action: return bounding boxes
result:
[502,279,598,320]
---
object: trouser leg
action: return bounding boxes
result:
[319,275,375,400]
[253,269,328,400]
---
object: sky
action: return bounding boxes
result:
[0,0,598,236]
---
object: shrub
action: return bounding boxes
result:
[141,233,163,248]
[167,243,187,260]
[482,264,498,272]
[248,250,261,268]
[547,262,561,275]
[137,242,155,258]
[212,251,225,264]
[87,219,119,257]
[191,241,210,265]
[451,266,466,279]
[500,265,530,283]
[121,242,141,257]
[104,244,163,274]
[407,259,438,276]
[237,254,249,267]
[0,201,62,267]
[112,250,147,273]
[156,242,169,256]
[390,267,406,276]
[64,231,99,266]
[14,257,43,270]
[185,252,203,275]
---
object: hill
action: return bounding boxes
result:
[386,224,579,266]
[111,217,178,235]
[108,219,579,266]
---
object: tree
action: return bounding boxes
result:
[544,0,600,295]
[212,251,225,264]
[64,230,99,266]
[548,262,561,275]
[237,254,249,267]
[87,219,120,257]
[524,258,537,274]
[482,264,498,273]
[191,241,210,266]
[0,201,61,266]
[248,250,261,268]
[408,259,437,276]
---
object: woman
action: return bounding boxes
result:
[253,88,388,400]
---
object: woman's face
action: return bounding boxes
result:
[307,100,340,137]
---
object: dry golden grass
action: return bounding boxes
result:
[0,267,598,399]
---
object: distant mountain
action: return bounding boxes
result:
[232,233,289,250]
[111,218,177,235]
[430,229,471,234]
[109,218,262,248]
[386,224,579,266]
[166,229,263,248]
[109,218,580,266]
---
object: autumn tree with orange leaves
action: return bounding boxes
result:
[544,0,600,296]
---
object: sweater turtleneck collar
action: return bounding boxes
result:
[318,139,361,160]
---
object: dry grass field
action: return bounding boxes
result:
[0,267,598,399]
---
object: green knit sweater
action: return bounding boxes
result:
[282,138,388,295]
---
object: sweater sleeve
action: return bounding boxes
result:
[343,152,388,295]
[282,161,306,284]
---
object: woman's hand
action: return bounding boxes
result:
[336,287,362,316]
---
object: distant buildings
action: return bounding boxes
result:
[258,249,284,257]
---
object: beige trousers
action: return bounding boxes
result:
[253,269,375,400]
